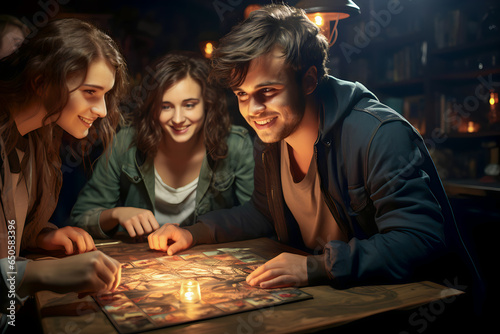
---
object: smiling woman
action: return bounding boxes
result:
[0,18,128,331]
[56,59,116,139]
[70,51,255,254]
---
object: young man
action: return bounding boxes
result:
[148,4,465,289]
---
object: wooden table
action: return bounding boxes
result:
[34,238,463,334]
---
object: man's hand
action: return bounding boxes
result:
[21,251,121,297]
[110,207,161,237]
[246,252,308,288]
[36,226,96,254]
[148,224,193,255]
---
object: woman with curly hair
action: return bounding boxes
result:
[0,18,128,329]
[71,51,254,251]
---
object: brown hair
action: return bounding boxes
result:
[0,15,30,49]
[210,4,329,88]
[0,18,128,196]
[133,51,230,162]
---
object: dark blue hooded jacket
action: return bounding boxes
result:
[188,76,466,288]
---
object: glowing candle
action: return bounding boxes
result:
[180,280,201,303]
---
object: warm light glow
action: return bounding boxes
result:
[314,14,324,26]
[490,92,498,105]
[204,42,214,56]
[244,4,262,19]
[180,280,201,303]
[200,41,216,59]
[467,121,474,133]
[305,12,342,47]
[488,91,499,124]
[466,121,480,133]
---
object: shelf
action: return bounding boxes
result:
[336,0,500,141]
[431,68,500,82]
[368,31,425,52]
[443,131,500,139]
[431,36,500,58]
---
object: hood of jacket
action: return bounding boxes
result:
[318,76,379,140]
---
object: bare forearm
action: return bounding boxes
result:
[99,208,120,233]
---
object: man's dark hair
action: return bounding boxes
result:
[210,4,329,88]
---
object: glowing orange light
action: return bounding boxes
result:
[314,14,324,26]
[490,91,498,105]
[200,41,216,59]
[244,4,262,19]
[305,12,342,47]
[204,42,213,56]
[180,280,201,303]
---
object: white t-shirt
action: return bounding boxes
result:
[154,168,198,226]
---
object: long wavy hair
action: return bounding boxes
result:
[0,18,128,197]
[133,51,230,162]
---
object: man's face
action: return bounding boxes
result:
[232,48,306,143]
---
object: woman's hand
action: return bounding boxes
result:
[21,251,121,297]
[148,224,193,255]
[36,226,96,254]
[102,207,160,238]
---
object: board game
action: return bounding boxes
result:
[94,247,312,333]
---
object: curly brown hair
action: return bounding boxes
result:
[133,51,230,162]
[210,4,329,88]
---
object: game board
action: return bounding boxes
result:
[94,247,312,333]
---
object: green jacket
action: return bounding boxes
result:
[70,125,254,238]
